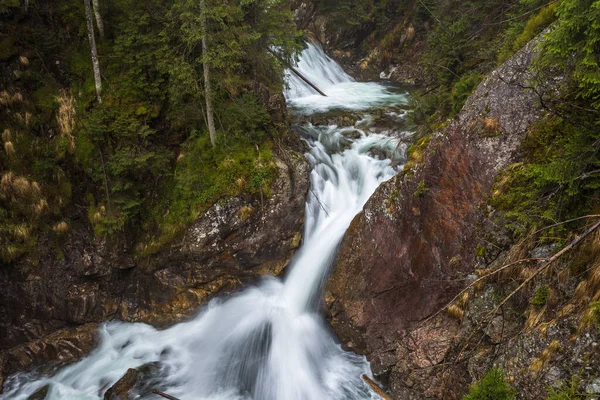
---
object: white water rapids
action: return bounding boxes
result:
[3,43,410,400]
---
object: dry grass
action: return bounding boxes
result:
[578,305,598,332]
[33,199,48,215]
[2,129,11,142]
[406,24,416,42]
[56,89,76,152]
[1,171,14,188]
[11,225,31,241]
[19,56,29,66]
[446,304,465,321]
[31,181,41,195]
[52,221,69,234]
[177,153,184,162]
[525,306,546,331]
[238,205,255,222]
[5,245,21,260]
[0,90,10,105]
[236,177,247,190]
[529,340,561,374]
[4,141,15,155]
[557,303,575,318]
[13,177,31,196]
[483,117,501,134]
[12,92,23,103]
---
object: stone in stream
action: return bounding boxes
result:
[26,385,49,400]
[104,368,138,400]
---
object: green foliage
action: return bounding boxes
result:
[0,0,19,14]
[139,135,277,256]
[530,284,550,306]
[462,368,516,400]
[0,0,302,263]
[545,376,585,400]
[498,3,557,63]
[451,72,483,114]
[491,114,600,237]
[538,0,600,108]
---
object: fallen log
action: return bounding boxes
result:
[362,374,393,400]
[268,49,328,97]
[152,389,180,400]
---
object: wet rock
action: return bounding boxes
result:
[27,385,49,400]
[341,129,363,140]
[0,323,98,388]
[104,368,138,400]
[326,35,549,399]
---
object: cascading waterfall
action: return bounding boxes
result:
[2,42,410,400]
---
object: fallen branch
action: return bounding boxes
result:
[268,49,327,97]
[362,374,393,400]
[455,219,600,361]
[152,389,181,400]
[485,219,600,325]
[531,214,600,236]
[421,258,545,325]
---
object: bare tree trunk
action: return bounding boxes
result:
[200,0,216,148]
[91,0,104,38]
[84,0,102,103]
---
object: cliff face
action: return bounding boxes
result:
[326,37,546,398]
[0,151,309,387]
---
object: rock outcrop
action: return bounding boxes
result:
[326,36,546,398]
[0,150,309,387]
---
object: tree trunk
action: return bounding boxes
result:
[200,0,216,148]
[84,0,102,103]
[91,0,105,38]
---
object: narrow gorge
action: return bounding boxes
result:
[1,1,600,399]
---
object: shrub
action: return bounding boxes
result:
[463,368,516,400]
[545,376,584,400]
[530,284,551,306]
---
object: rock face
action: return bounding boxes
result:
[326,37,545,398]
[0,150,309,387]
[103,368,138,400]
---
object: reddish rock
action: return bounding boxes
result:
[327,36,546,398]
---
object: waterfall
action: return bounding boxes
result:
[3,43,409,400]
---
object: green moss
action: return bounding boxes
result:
[414,180,430,197]
[475,245,486,258]
[404,135,430,173]
[463,368,515,400]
